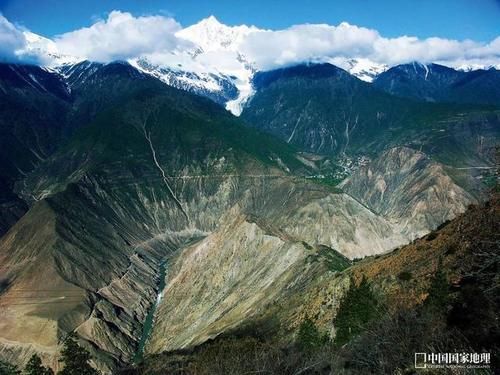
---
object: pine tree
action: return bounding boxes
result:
[296,318,328,350]
[425,266,450,312]
[0,360,20,375]
[58,334,99,375]
[333,277,380,346]
[24,355,53,375]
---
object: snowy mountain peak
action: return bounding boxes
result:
[344,58,388,82]
[199,15,223,27]
[327,57,388,82]
[19,17,497,117]
[171,16,261,114]
[176,16,260,53]
[23,31,58,53]
[456,63,500,72]
[23,31,82,66]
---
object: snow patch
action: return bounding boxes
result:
[329,57,388,82]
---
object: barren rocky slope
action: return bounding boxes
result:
[128,189,499,375]
[340,147,478,238]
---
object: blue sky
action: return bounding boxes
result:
[1,0,499,41]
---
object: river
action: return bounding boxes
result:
[133,258,168,363]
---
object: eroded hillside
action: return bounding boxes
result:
[128,189,499,375]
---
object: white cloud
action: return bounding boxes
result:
[240,22,380,69]
[54,11,192,62]
[1,11,499,71]
[238,22,500,70]
[0,14,28,62]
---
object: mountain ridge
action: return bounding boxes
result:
[241,62,500,162]
[20,17,499,115]
[374,62,500,106]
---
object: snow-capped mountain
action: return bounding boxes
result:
[130,57,239,105]
[456,63,500,72]
[175,16,260,114]
[334,58,388,82]
[22,31,81,66]
[174,16,259,114]
[20,16,498,116]
[22,16,393,115]
[129,16,259,114]
[176,15,260,53]
[20,16,259,114]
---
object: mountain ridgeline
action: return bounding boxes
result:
[0,61,168,236]
[0,64,73,235]
[373,62,500,106]
[0,58,498,374]
[242,63,499,163]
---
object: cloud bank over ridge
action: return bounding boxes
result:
[55,11,192,62]
[0,10,499,70]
